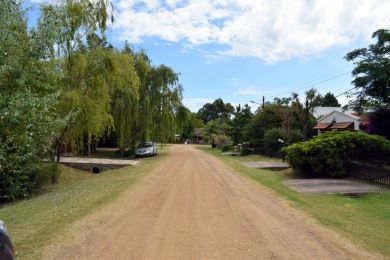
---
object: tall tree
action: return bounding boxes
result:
[299,88,321,140]
[39,0,114,158]
[0,1,65,201]
[345,29,390,108]
[320,92,341,107]
[197,98,234,124]
[229,104,253,144]
[109,49,140,156]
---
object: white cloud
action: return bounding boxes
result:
[233,86,275,96]
[113,0,390,62]
[182,98,213,112]
[234,86,263,96]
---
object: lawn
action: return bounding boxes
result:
[0,148,170,259]
[198,145,390,258]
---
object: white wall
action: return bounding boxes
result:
[318,111,360,131]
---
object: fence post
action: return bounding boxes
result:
[368,165,371,184]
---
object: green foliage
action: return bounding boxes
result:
[191,113,205,129]
[284,131,390,177]
[263,128,287,153]
[345,29,390,108]
[228,104,253,144]
[246,89,319,151]
[0,0,185,202]
[197,98,234,124]
[221,144,232,152]
[202,119,231,144]
[320,92,341,107]
[0,1,65,202]
[240,148,253,156]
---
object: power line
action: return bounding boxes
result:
[295,64,353,89]
[335,86,357,98]
[268,70,352,99]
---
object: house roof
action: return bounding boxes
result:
[318,110,360,123]
[192,128,203,137]
[352,114,369,126]
[330,122,353,129]
[313,107,355,119]
[313,123,332,129]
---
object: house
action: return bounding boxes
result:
[191,128,203,144]
[313,110,361,135]
[313,107,355,119]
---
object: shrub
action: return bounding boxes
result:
[221,144,232,152]
[241,148,253,156]
[263,128,286,153]
[288,129,303,144]
[215,134,232,147]
[283,131,390,177]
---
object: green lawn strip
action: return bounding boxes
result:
[198,145,390,257]
[0,149,170,259]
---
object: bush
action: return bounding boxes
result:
[263,128,287,154]
[221,144,232,152]
[284,131,390,177]
[288,129,303,144]
[241,148,253,156]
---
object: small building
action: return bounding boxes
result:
[191,128,203,144]
[314,110,361,135]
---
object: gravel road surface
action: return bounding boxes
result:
[44,145,373,259]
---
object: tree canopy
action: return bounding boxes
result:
[197,98,234,124]
[0,0,186,201]
[345,29,390,108]
[320,92,341,107]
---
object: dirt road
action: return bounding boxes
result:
[45,145,373,259]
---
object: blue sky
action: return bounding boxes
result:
[28,0,390,111]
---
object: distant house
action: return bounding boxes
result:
[312,107,355,119]
[313,110,361,135]
[191,128,203,144]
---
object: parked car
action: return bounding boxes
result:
[0,221,14,260]
[135,142,157,157]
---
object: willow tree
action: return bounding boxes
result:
[60,46,114,155]
[109,49,140,156]
[150,65,183,147]
[132,49,153,147]
[38,0,114,158]
[176,105,192,137]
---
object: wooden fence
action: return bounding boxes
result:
[347,161,390,189]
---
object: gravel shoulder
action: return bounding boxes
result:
[43,145,376,259]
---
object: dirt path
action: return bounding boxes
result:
[44,145,374,259]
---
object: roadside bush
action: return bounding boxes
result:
[263,128,287,154]
[213,134,232,147]
[241,148,253,156]
[284,131,390,177]
[221,144,232,152]
[288,129,303,144]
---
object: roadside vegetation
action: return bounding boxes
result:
[284,131,390,177]
[0,147,170,259]
[199,146,390,257]
[0,1,188,202]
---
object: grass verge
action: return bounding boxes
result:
[0,148,170,259]
[198,145,390,258]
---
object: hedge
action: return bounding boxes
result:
[283,131,390,177]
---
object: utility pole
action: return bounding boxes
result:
[262,96,265,109]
